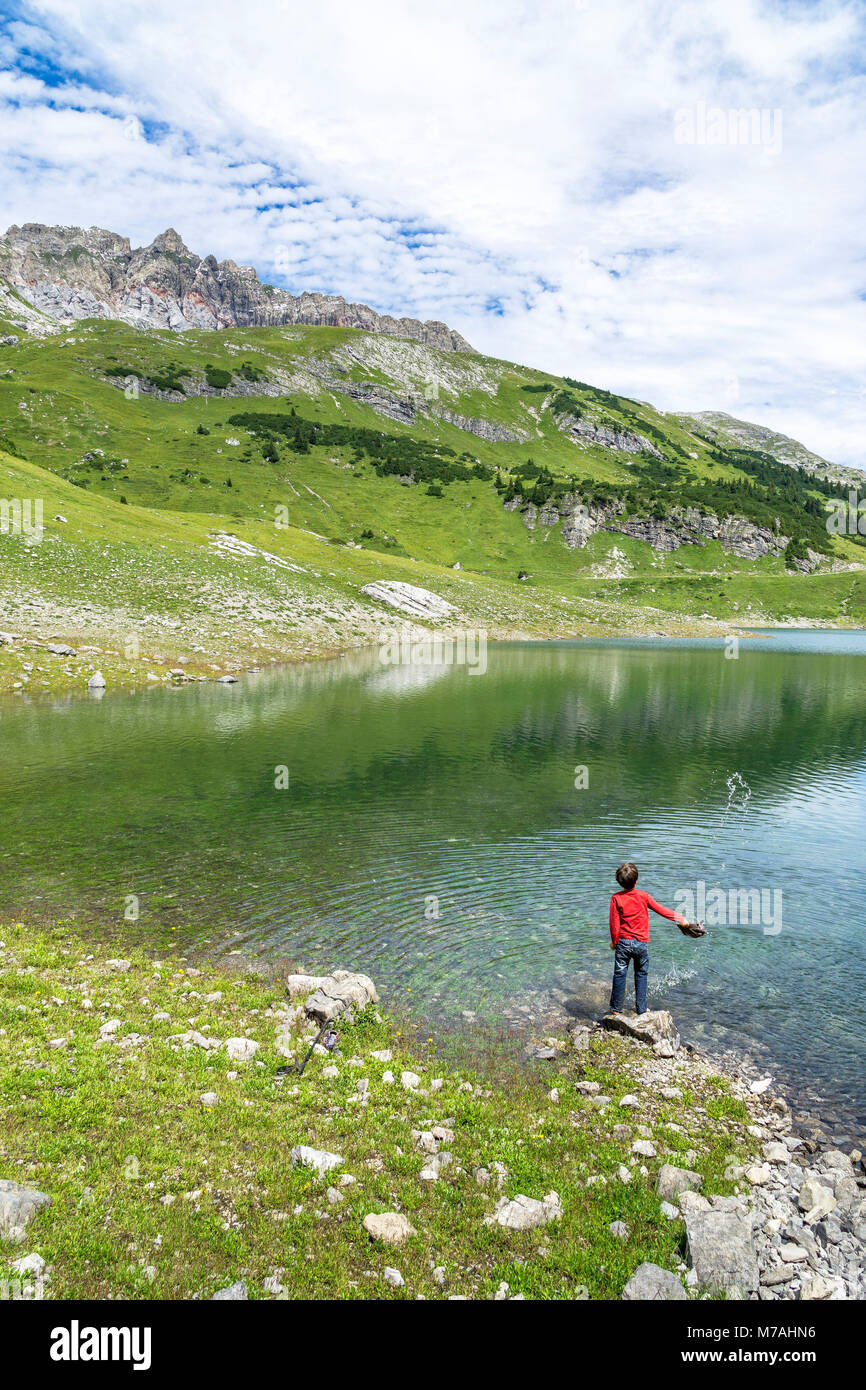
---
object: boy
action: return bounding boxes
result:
[609,862,694,1015]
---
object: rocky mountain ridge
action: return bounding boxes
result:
[677,410,861,487]
[0,223,474,352]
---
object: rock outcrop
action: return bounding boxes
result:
[360,581,456,621]
[555,410,663,457]
[0,223,474,352]
[512,491,790,560]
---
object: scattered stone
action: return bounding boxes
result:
[622,1262,687,1301]
[685,1210,759,1296]
[10,1252,46,1276]
[199,1092,218,1107]
[384,1267,405,1287]
[225,1037,259,1062]
[211,1281,247,1300]
[661,1201,680,1220]
[632,1140,656,1158]
[169,1029,220,1051]
[762,1141,789,1165]
[678,1190,711,1215]
[0,1180,51,1243]
[744,1164,772,1186]
[485,1191,562,1230]
[401,1071,421,1090]
[290,1145,343,1177]
[779,1243,808,1263]
[87,671,106,690]
[799,1179,837,1225]
[363,1212,416,1245]
[610,1221,630,1239]
[370,1049,392,1063]
[657,1165,703,1201]
[800,1274,834,1301]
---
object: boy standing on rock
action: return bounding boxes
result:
[609,861,702,1015]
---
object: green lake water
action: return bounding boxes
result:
[2,631,864,1138]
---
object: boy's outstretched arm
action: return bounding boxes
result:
[645,894,687,925]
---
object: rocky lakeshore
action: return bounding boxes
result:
[1,920,863,1301]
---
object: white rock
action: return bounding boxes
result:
[363,1212,416,1245]
[763,1142,789,1164]
[484,1192,561,1230]
[744,1164,771,1186]
[798,1179,836,1224]
[290,1145,343,1177]
[225,1037,259,1063]
[384,1267,405,1287]
[361,580,456,620]
[199,1092,218,1106]
[401,1071,421,1090]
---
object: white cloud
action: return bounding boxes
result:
[0,0,864,464]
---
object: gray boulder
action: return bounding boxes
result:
[685,1210,759,1296]
[304,969,379,1023]
[0,1179,51,1244]
[601,1009,681,1056]
[484,1192,561,1230]
[657,1164,703,1201]
[211,1281,247,1300]
[622,1262,687,1300]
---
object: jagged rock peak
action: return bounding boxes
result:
[0,221,474,352]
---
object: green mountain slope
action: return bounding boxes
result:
[0,314,864,693]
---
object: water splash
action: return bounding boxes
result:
[715,771,752,871]
[656,963,698,989]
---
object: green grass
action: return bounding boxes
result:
[0,920,757,1300]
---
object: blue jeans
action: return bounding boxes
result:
[610,939,649,1014]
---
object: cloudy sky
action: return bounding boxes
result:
[1,0,864,464]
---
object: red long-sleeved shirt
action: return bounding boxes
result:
[610,888,683,945]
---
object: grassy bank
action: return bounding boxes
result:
[0,921,757,1300]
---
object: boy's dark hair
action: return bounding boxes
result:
[615,861,639,890]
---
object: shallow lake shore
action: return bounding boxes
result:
[1,920,863,1301]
